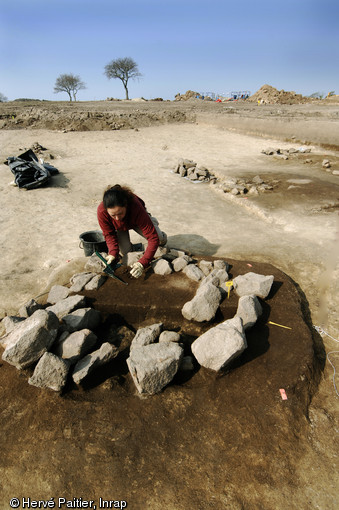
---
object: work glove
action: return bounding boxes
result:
[105,254,115,265]
[130,261,144,278]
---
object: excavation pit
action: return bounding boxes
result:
[0,256,323,508]
[76,256,318,409]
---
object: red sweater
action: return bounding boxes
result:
[97,195,160,267]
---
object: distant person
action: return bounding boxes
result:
[97,184,167,278]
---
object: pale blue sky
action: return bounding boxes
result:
[1,0,338,101]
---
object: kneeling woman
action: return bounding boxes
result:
[97,184,167,278]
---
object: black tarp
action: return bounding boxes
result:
[5,149,59,190]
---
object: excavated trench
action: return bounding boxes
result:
[74,256,321,412]
[0,256,323,508]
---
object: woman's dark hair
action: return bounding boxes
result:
[103,184,134,209]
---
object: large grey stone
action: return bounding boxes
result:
[18,298,42,318]
[172,256,191,272]
[195,167,208,178]
[130,323,163,352]
[222,177,238,188]
[154,246,169,259]
[28,352,70,392]
[213,268,229,284]
[179,165,187,177]
[187,169,199,180]
[168,248,186,258]
[198,260,213,276]
[46,294,87,319]
[200,268,229,288]
[236,295,263,330]
[62,307,102,333]
[159,331,181,343]
[55,329,97,364]
[248,186,259,196]
[191,317,247,371]
[182,159,196,169]
[214,260,230,272]
[1,316,25,335]
[55,330,70,346]
[199,275,220,288]
[183,264,204,281]
[72,342,119,384]
[233,272,274,299]
[2,310,59,369]
[47,285,70,304]
[151,258,173,275]
[84,252,106,273]
[84,274,107,291]
[252,175,264,183]
[127,342,184,395]
[69,272,97,293]
[182,282,222,322]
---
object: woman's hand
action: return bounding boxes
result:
[105,254,115,265]
[130,262,144,278]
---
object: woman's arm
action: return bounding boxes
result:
[132,202,160,267]
[97,203,120,258]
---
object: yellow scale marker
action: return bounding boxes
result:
[268,321,292,330]
[225,281,233,299]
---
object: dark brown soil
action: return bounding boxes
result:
[0,258,324,509]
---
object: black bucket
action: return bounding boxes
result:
[79,230,108,257]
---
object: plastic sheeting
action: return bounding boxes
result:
[5,149,59,190]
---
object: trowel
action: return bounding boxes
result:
[95,251,128,285]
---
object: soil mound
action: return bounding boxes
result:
[0,105,191,131]
[175,90,201,101]
[249,84,312,104]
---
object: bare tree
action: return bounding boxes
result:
[104,57,141,100]
[309,91,325,99]
[54,73,86,102]
[0,92,8,102]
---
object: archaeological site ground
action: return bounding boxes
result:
[0,90,338,509]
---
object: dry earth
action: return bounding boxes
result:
[0,99,338,509]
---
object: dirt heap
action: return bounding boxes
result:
[175,90,201,101]
[249,84,312,104]
[0,105,192,131]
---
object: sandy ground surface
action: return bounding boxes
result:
[0,100,338,508]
